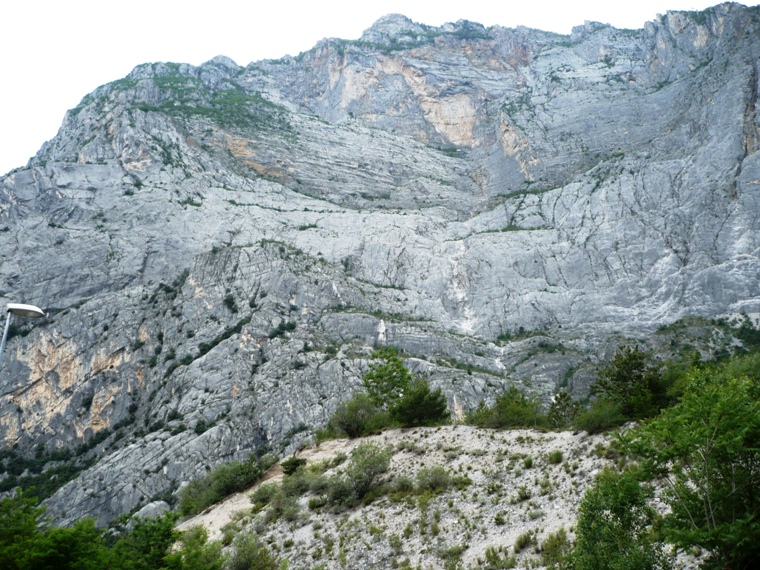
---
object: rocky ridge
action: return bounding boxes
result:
[0,2,758,525]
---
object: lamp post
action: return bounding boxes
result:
[0,303,45,367]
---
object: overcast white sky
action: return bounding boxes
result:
[0,1,749,176]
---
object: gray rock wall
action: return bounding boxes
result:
[0,2,758,524]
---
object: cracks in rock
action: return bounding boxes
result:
[742,61,759,157]
[733,60,760,199]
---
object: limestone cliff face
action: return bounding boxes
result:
[0,3,759,524]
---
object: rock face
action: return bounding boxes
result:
[0,3,758,525]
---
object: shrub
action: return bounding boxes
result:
[540,527,571,568]
[163,525,225,570]
[392,476,415,495]
[1,491,111,570]
[281,457,307,476]
[327,393,390,438]
[548,390,579,427]
[574,399,626,434]
[179,454,276,516]
[321,442,393,508]
[514,530,536,552]
[250,483,279,511]
[263,494,300,523]
[416,466,451,493]
[267,321,296,339]
[467,387,547,429]
[343,442,392,502]
[595,346,672,420]
[391,378,449,427]
[281,466,317,498]
[363,347,412,405]
[483,545,516,569]
[112,513,180,570]
[622,352,760,569]
[567,468,669,570]
[548,450,563,464]
[223,293,238,313]
[226,533,280,570]
[308,496,327,510]
[325,476,354,507]
[516,486,531,502]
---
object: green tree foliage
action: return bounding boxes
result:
[573,399,626,434]
[568,469,670,570]
[226,533,281,570]
[0,491,109,570]
[363,347,412,405]
[0,490,45,569]
[323,348,448,438]
[164,526,224,570]
[111,513,179,570]
[21,519,108,570]
[622,352,760,570]
[390,378,449,427]
[0,494,228,570]
[342,441,392,502]
[547,390,579,428]
[734,314,760,350]
[326,392,390,438]
[179,454,276,516]
[280,456,307,476]
[467,386,547,429]
[540,527,572,568]
[595,346,671,420]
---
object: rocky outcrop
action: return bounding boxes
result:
[0,3,758,525]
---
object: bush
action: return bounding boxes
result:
[548,450,563,464]
[0,491,111,570]
[548,390,579,427]
[226,533,281,570]
[280,457,306,476]
[483,545,516,569]
[327,393,390,438]
[391,378,449,427]
[179,454,276,516]
[263,494,300,523]
[622,352,760,569]
[468,386,547,429]
[267,321,296,339]
[343,442,392,503]
[415,466,451,493]
[325,476,354,507]
[567,469,669,570]
[163,525,225,570]
[281,466,317,498]
[0,495,225,570]
[574,399,626,434]
[514,530,536,552]
[249,483,279,511]
[363,347,412,405]
[595,346,672,420]
[540,527,571,568]
[112,513,180,570]
[392,476,415,495]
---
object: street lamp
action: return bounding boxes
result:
[0,303,45,367]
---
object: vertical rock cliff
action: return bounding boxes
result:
[0,3,758,524]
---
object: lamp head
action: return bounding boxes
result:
[6,304,45,319]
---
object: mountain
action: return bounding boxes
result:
[0,2,759,525]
